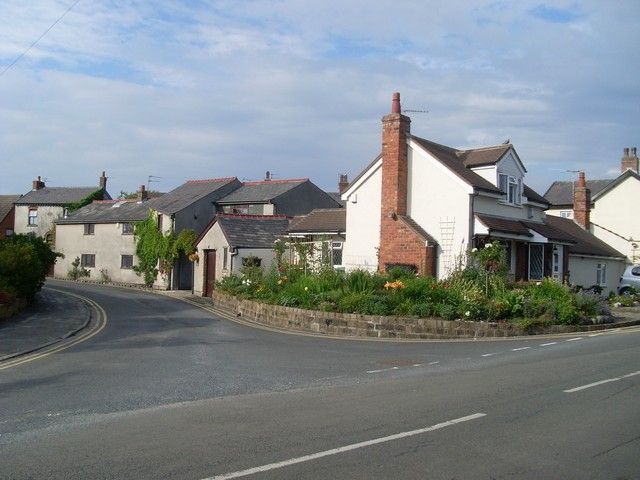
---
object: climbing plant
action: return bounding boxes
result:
[133,212,197,286]
[65,189,106,214]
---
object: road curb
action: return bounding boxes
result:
[0,289,92,363]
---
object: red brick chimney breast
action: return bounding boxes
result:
[573,171,591,230]
[621,146,639,173]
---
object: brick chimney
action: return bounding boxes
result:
[379,92,411,271]
[137,184,148,202]
[338,174,349,193]
[573,171,591,230]
[621,147,639,173]
[99,171,108,190]
[265,171,271,181]
[32,176,45,191]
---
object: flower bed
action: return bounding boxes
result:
[217,242,611,331]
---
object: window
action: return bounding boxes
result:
[528,244,544,281]
[28,208,38,226]
[632,266,640,276]
[5,229,13,236]
[596,263,607,286]
[84,223,95,235]
[223,247,228,269]
[552,245,562,281]
[122,222,134,235]
[121,255,134,269]
[559,211,572,219]
[80,254,95,268]
[241,256,262,267]
[498,174,521,205]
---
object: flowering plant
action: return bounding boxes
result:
[384,280,405,290]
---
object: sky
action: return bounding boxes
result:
[1,1,639,197]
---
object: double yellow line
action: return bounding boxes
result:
[0,288,107,371]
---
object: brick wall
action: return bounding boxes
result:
[0,206,15,238]
[573,171,591,230]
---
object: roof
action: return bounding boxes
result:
[523,184,550,206]
[15,187,109,206]
[217,179,307,204]
[476,214,532,237]
[148,177,239,214]
[543,179,613,207]
[398,215,438,245]
[209,214,290,249]
[287,208,346,234]
[411,136,503,194]
[521,220,574,243]
[591,169,640,201]
[544,215,626,258]
[459,144,512,168]
[0,195,20,221]
[55,200,151,224]
[327,192,346,207]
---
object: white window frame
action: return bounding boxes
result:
[28,208,38,226]
[559,210,572,218]
[223,246,228,270]
[498,173,521,205]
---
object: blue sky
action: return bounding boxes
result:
[1,1,639,196]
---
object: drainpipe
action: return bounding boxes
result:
[468,191,478,251]
[230,247,238,274]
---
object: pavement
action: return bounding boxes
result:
[0,287,91,361]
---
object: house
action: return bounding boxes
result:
[193,214,290,296]
[341,92,626,293]
[215,173,340,216]
[146,177,242,289]
[14,172,111,240]
[0,195,21,238]
[285,208,346,269]
[544,148,640,263]
[54,194,152,283]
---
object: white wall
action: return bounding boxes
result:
[567,255,626,296]
[14,205,64,238]
[54,222,142,284]
[590,176,640,262]
[408,142,472,278]
[342,163,382,272]
[194,222,231,296]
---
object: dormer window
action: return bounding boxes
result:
[498,173,521,205]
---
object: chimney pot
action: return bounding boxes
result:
[338,174,349,193]
[265,171,271,181]
[632,147,637,157]
[624,147,629,157]
[391,92,401,114]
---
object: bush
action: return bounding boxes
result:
[0,234,60,299]
[68,257,90,280]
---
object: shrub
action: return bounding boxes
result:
[68,257,90,280]
[346,270,384,294]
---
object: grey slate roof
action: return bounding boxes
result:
[216,215,290,249]
[459,144,512,168]
[398,215,438,244]
[544,215,626,258]
[523,185,550,205]
[0,195,20,221]
[543,179,613,206]
[55,200,152,224]
[327,192,346,207]
[476,214,532,237]
[288,208,346,234]
[148,177,239,214]
[217,179,307,204]
[15,187,109,205]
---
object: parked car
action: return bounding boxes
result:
[618,265,640,294]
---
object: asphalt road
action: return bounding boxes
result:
[1,280,638,479]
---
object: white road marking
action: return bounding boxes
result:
[412,364,423,367]
[512,347,530,351]
[204,413,487,480]
[564,370,640,393]
[540,342,557,347]
[481,353,497,357]
[566,337,583,342]
[366,366,399,374]
[588,332,605,337]
[427,361,440,366]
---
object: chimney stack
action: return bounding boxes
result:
[99,171,108,190]
[621,147,639,173]
[338,174,349,193]
[378,92,411,271]
[32,176,45,191]
[265,171,271,181]
[573,171,591,230]
[137,184,148,202]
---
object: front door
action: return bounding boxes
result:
[204,250,216,297]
